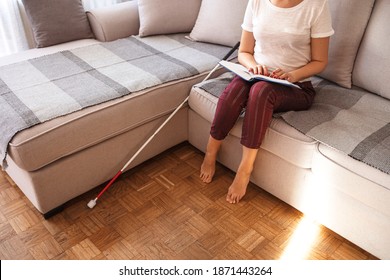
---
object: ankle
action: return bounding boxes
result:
[237,164,254,176]
[205,150,217,160]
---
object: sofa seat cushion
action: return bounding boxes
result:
[313,144,390,217]
[0,39,99,66]
[189,73,318,169]
[1,35,232,171]
[8,76,198,172]
[281,79,390,176]
[316,144,390,190]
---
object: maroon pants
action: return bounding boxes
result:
[210,75,316,149]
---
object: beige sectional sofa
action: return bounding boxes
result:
[0,0,389,260]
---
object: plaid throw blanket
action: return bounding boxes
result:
[0,34,231,167]
[195,75,390,175]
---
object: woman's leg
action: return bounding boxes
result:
[242,81,315,148]
[226,81,315,203]
[226,146,258,203]
[200,76,251,183]
[200,136,222,183]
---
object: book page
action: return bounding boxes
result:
[219,61,300,89]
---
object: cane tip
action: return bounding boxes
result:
[87,199,97,209]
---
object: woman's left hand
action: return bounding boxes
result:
[270,68,298,83]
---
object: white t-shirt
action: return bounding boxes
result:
[242,0,334,74]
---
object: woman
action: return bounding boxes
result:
[200,0,334,203]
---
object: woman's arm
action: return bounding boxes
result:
[238,30,272,76]
[238,30,330,82]
[276,37,330,82]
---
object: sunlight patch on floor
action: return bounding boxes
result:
[279,170,332,260]
[280,216,320,260]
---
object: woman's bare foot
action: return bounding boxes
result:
[200,152,216,183]
[226,170,250,203]
[200,136,222,183]
[226,146,258,204]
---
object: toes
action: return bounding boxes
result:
[200,172,211,183]
[226,192,237,204]
[226,187,243,204]
[226,192,232,203]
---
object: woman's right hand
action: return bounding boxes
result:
[248,65,270,76]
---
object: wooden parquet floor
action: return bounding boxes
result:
[0,142,378,260]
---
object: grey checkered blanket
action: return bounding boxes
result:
[196,75,390,174]
[0,34,231,167]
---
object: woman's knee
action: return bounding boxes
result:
[248,82,277,105]
[219,77,251,109]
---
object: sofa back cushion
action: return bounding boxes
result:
[318,0,375,88]
[352,0,390,100]
[138,0,202,37]
[188,0,248,47]
[87,1,140,42]
[22,0,94,48]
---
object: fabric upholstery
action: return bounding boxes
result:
[6,109,188,214]
[87,1,140,41]
[318,0,375,88]
[22,0,94,48]
[353,0,390,100]
[188,0,248,47]
[1,35,230,171]
[281,79,390,175]
[138,0,202,37]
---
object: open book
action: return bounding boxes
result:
[219,60,301,89]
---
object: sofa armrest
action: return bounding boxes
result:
[87,1,140,42]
